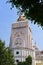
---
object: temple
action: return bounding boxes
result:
[9,14,43,65]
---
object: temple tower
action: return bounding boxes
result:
[10,15,35,65]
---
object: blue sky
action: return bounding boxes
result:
[0,0,43,50]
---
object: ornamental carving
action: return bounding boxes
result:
[14,31,24,38]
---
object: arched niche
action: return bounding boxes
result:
[14,37,25,47]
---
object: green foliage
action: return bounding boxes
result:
[17,55,32,65]
[26,55,32,65]
[5,48,15,65]
[0,40,6,65]
[0,40,15,65]
[18,62,26,65]
[8,0,43,27]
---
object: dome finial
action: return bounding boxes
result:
[17,13,27,22]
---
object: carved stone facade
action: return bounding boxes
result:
[10,15,35,65]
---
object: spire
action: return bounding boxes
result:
[17,13,28,22]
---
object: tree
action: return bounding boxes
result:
[5,48,15,65]
[7,0,43,27]
[26,55,32,65]
[18,62,26,65]
[0,40,15,65]
[17,55,32,65]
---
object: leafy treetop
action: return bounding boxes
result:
[8,0,43,27]
[17,55,32,65]
[0,40,15,65]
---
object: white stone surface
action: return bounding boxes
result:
[10,15,35,65]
